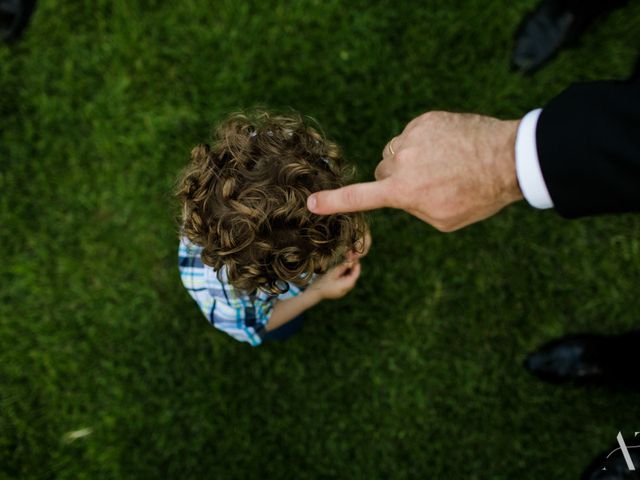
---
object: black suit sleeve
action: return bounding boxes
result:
[536,80,640,218]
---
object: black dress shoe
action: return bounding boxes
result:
[581,443,640,480]
[524,333,608,384]
[0,0,37,42]
[524,330,640,387]
[511,0,628,74]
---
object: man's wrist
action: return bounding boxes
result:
[496,119,524,206]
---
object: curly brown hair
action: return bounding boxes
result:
[176,110,367,295]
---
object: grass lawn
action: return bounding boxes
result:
[2,1,640,478]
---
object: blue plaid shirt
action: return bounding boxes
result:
[178,237,304,346]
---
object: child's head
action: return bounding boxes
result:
[176,110,366,295]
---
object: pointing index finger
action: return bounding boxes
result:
[307,179,393,215]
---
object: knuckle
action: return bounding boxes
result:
[420,110,448,128]
[404,118,419,133]
[394,148,413,166]
[404,110,446,136]
[409,111,434,128]
[419,111,435,122]
[418,110,438,124]
[343,187,360,208]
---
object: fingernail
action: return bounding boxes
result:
[307,194,317,211]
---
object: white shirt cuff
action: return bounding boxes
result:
[515,108,554,209]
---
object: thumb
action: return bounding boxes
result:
[307,180,393,215]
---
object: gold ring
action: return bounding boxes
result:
[389,137,397,156]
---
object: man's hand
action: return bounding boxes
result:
[307,111,524,232]
[307,261,362,300]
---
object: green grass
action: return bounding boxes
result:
[2,1,640,478]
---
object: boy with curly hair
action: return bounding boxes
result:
[176,111,371,346]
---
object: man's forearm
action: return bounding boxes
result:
[265,290,322,331]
